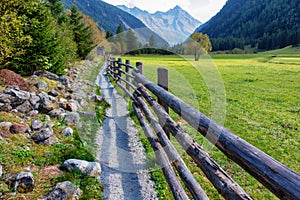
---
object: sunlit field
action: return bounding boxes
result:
[119,46,300,199]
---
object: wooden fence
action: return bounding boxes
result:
[106,57,300,200]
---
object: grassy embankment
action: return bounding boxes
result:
[121,46,300,199]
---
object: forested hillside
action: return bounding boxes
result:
[0,0,97,75]
[197,0,300,50]
[61,0,169,47]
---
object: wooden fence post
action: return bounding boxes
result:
[136,62,144,75]
[125,60,130,91]
[157,68,170,138]
[117,58,122,81]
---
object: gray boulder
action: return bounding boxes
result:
[33,70,59,81]
[8,172,34,193]
[28,110,39,116]
[36,81,48,90]
[8,89,31,106]
[0,164,2,177]
[63,159,101,177]
[59,76,71,87]
[39,100,55,113]
[16,100,33,113]
[31,128,53,143]
[0,93,12,103]
[48,108,64,118]
[43,181,82,200]
[39,135,59,146]
[0,103,12,112]
[60,127,73,137]
[31,117,43,130]
[60,112,80,126]
[29,94,40,106]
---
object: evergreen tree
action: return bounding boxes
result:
[70,5,95,59]
[149,35,156,47]
[10,0,65,75]
[115,24,127,53]
[126,29,138,52]
[46,0,64,23]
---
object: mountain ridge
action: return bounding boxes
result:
[61,0,169,47]
[118,5,202,45]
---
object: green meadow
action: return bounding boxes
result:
[121,46,300,199]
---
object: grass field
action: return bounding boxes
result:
[120,46,300,199]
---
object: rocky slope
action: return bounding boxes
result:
[0,61,106,199]
[118,5,202,45]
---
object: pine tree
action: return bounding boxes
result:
[10,0,65,75]
[126,29,138,52]
[149,35,156,47]
[70,5,95,59]
[115,24,127,53]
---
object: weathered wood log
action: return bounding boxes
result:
[137,86,252,200]
[132,102,189,200]
[133,72,300,199]
[134,92,209,200]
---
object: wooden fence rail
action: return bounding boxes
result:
[105,57,300,200]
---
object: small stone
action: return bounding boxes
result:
[65,101,77,112]
[8,172,34,193]
[24,167,31,172]
[6,88,30,106]
[60,127,73,137]
[31,117,43,130]
[9,123,29,134]
[0,93,13,103]
[15,100,33,113]
[29,94,40,106]
[60,112,80,126]
[0,122,12,130]
[63,159,101,177]
[31,128,53,142]
[59,98,68,104]
[11,109,18,113]
[44,115,51,121]
[43,181,82,200]
[43,122,55,129]
[59,76,71,87]
[28,110,39,116]
[36,81,48,90]
[0,103,12,112]
[39,100,55,113]
[48,89,58,97]
[48,109,64,118]
[39,135,59,146]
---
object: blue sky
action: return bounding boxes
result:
[102,0,227,23]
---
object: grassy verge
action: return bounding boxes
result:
[119,46,300,199]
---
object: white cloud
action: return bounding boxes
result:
[102,0,227,23]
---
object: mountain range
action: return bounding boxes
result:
[118,5,202,45]
[196,0,300,50]
[61,0,169,47]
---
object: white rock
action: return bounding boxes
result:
[63,159,101,177]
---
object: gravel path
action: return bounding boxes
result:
[96,64,158,200]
